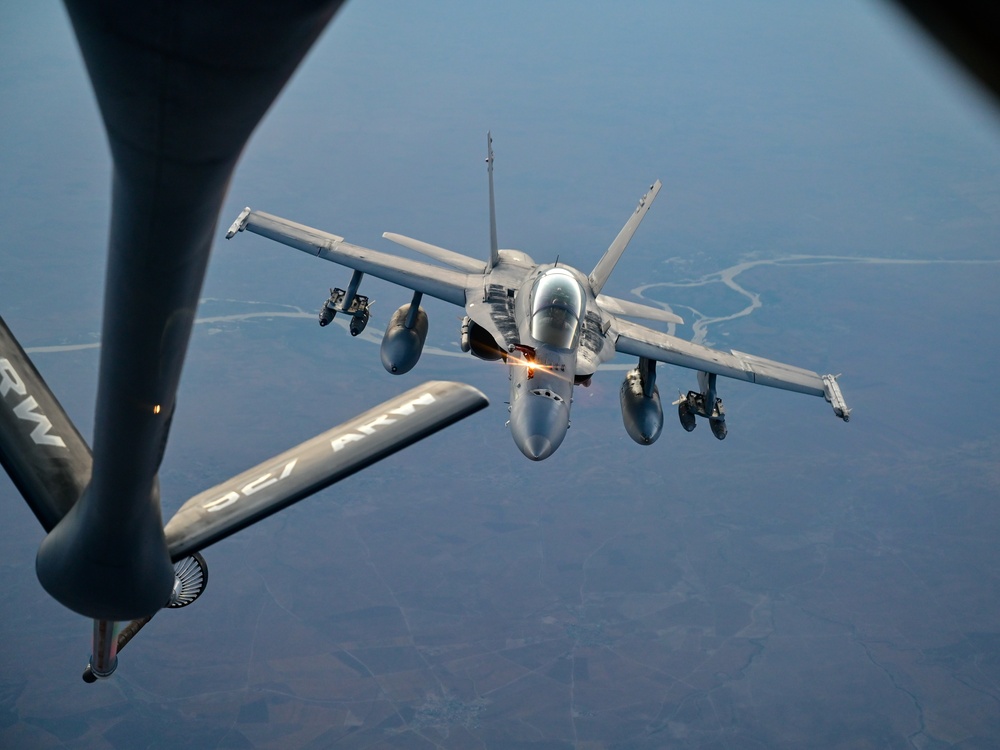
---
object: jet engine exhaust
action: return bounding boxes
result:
[460,318,504,361]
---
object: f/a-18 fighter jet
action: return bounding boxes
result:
[227,134,849,460]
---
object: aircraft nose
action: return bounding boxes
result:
[510,393,569,461]
[521,435,554,461]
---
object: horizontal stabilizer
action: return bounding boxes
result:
[164,381,488,560]
[383,232,486,274]
[0,316,92,531]
[596,294,683,325]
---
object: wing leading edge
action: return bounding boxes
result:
[229,209,470,306]
[164,380,488,560]
[613,318,849,419]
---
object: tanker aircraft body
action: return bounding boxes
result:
[229,135,850,460]
[0,0,491,683]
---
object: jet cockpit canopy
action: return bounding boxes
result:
[529,268,586,349]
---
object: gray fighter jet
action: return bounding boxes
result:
[228,134,850,460]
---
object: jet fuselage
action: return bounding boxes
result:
[506,265,590,460]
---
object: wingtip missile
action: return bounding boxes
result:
[822,374,851,422]
[225,207,252,239]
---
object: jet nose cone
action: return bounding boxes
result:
[521,435,554,461]
[510,393,569,461]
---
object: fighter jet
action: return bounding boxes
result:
[228,134,850,461]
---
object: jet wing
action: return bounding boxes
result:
[164,381,488,560]
[613,318,848,412]
[229,209,470,307]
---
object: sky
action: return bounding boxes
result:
[2,1,1000,748]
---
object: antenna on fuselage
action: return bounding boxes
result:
[486,132,500,268]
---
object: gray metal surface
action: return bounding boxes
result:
[230,139,850,460]
[595,294,684,326]
[613,319,829,397]
[164,381,488,560]
[34,0,345,620]
[0,316,92,532]
[588,181,662,294]
[0,0,494,679]
[237,211,470,306]
[383,232,487,274]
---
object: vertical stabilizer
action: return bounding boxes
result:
[588,180,662,294]
[0,316,92,531]
[487,132,500,268]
